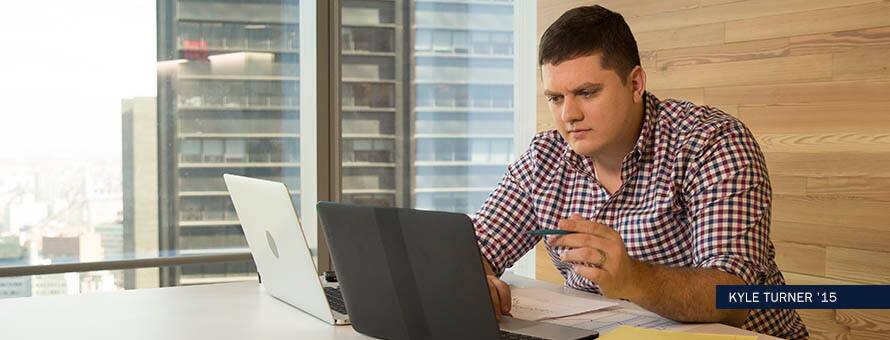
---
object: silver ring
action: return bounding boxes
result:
[592,249,607,268]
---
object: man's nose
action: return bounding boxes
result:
[560,96,583,125]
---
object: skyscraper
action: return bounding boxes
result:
[122,97,161,289]
[339,0,517,215]
[150,0,516,285]
[341,0,405,208]
[156,0,300,285]
[0,236,30,299]
[409,1,516,214]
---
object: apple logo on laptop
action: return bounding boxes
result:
[266,230,280,259]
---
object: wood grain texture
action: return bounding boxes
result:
[654,26,890,72]
[772,221,890,253]
[806,176,890,200]
[635,23,725,51]
[647,54,832,90]
[770,175,807,195]
[826,247,890,284]
[649,88,705,105]
[833,45,890,81]
[772,194,890,230]
[763,152,890,177]
[705,80,890,106]
[836,310,890,338]
[738,102,890,134]
[725,2,890,42]
[535,241,564,285]
[537,1,889,338]
[773,242,826,276]
[624,0,878,33]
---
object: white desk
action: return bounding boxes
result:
[505,274,780,340]
[0,276,778,340]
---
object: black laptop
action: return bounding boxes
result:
[317,202,598,340]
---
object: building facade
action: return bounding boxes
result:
[152,0,516,285]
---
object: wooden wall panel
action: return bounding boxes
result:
[833,45,890,81]
[772,221,890,253]
[772,194,890,230]
[538,1,890,338]
[763,152,890,177]
[648,54,832,89]
[535,242,565,285]
[773,242,826,276]
[621,0,878,33]
[705,80,890,106]
[836,310,890,338]
[738,102,890,134]
[634,22,724,51]
[826,247,890,284]
[724,2,890,42]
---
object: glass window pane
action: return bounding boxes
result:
[0,0,312,296]
[415,30,432,52]
[339,1,517,215]
[432,30,452,53]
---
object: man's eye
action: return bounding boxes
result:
[547,96,562,103]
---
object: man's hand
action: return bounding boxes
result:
[481,256,512,320]
[549,213,643,300]
[486,274,512,321]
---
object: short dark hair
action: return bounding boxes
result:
[538,5,641,83]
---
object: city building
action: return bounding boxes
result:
[339,0,518,215]
[155,0,300,285]
[0,236,30,298]
[148,0,516,285]
[409,1,516,214]
[41,234,103,263]
[122,97,161,289]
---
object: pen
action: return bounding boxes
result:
[526,229,576,236]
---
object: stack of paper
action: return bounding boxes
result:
[509,288,617,321]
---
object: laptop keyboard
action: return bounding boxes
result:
[499,330,547,340]
[323,286,348,315]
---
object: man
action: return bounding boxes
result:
[474,5,808,339]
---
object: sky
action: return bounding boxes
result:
[0,1,157,162]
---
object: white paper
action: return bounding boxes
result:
[509,288,618,321]
[545,308,688,333]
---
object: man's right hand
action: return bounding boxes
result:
[486,274,512,321]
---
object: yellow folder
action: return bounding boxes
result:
[600,326,757,340]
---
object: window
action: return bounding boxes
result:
[337,0,520,214]
[0,0,536,298]
[225,140,247,162]
[0,0,316,298]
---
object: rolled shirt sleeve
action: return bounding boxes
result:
[684,122,772,285]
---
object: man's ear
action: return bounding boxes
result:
[628,66,646,104]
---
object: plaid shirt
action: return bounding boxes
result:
[473,92,807,339]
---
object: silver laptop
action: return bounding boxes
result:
[223,174,349,325]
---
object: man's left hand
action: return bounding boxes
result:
[549,213,644,300]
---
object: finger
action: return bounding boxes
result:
[557,218,612,239]
[489,276,512,314]
[573,264,604,283]
[486,276,501,320]
[550,233,608,249]
[561,247,607,269]
[545,234,556,246]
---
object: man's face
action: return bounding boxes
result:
[542,54,640,158]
